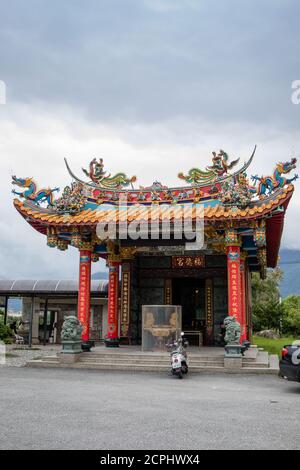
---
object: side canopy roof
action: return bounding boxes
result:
[0,279,108,296]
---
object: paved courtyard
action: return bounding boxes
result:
[0,367,299,450]
[2,345,60,367]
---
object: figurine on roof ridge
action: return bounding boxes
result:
[178,149,240,184]
[82,157,137,189]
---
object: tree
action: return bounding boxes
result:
[252,268,283,332]
[282,295,300,336]
[252,267,282,305]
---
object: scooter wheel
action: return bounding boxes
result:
[177,371,183,379]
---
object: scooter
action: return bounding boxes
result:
[167,332,189,379]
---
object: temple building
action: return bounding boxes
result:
[12,147,297,347]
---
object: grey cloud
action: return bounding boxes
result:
[0,0,300,128]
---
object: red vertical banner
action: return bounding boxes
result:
[205,278,214,345]
[78,250,91,342]
[240,259,247,342]
[227,245,242,336]
[106,262,120,345]
[120,264,131,337]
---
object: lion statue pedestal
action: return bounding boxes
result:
[59,316,83,364]
[223,316,243,369]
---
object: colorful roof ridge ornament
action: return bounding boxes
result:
[251,157,298,197]
[11,175,59,207]
[178,149,239,184]
[81,157,137,189]
[221,172,256,208]
[53,182,86,214]
[178,146,256,186]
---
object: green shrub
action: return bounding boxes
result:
[0,324,13,344]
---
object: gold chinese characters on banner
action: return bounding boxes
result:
[121,270,130,336]
[205,279,213,328]
[172,255,205,269]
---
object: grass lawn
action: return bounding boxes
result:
[252,335,299,356]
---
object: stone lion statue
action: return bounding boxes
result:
[224,316,241,345]
[61,316,83,341]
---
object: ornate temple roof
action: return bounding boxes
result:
[12,148,297,272]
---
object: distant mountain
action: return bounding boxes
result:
[279,249,300,297]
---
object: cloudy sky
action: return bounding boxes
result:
[0,0,299,279]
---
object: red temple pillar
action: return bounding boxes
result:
[240,255,247,342]
[226,229,242,342]
[246,269,253,342]
[78,249,91,342]
[105,261,120,347]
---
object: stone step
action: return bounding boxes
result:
[42,356,260,366]
[239,367,278,375]
[26,359,277,374]
[80,358,224,366]
[81,353,225,361]
[242,357,260,363]
[257,351,269,364]
[242,362,270,369]
[26,347,278,375]
[243,347,259,360]
[59,351,256,365]
[27,359,225,371]
[29,356,261,368]
[42,356,59,362]
[269,354,279,370]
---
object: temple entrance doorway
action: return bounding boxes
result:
[172,278,206,346]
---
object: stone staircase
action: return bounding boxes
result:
[26,347,279,374]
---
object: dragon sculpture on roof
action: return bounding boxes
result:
[251,158,298,197]
[11,176,59,206]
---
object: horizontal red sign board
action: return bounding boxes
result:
[172,255,205,268]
